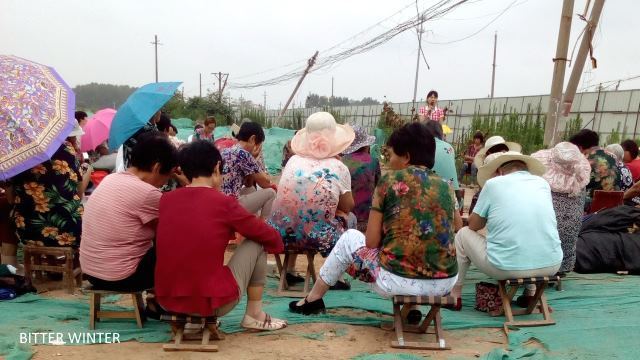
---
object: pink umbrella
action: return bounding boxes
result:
[80,108,116,152]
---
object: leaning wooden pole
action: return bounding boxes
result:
[543,0,575,147]
[278,51,319,127]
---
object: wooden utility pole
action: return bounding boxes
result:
[212,72,229,103]
[543,0,575,146]
[151,35,162,83]
[490,31,498,98]
[199,73,202,97]
[412,14,425,111]
[331,77,334,105]
[278,51,319,123]
[263,91,267,110]
[559,0,605,125]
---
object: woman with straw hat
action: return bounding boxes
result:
[532,142,591,274]
[268,112,355,284]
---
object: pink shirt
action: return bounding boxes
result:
[80,172,161,281]
[627,158,640,182]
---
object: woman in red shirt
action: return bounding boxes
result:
[155,140,287,331]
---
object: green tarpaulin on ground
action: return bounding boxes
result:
[1,269,639,359]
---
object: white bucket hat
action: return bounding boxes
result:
[291,112,355,159]
[474,135,522,167]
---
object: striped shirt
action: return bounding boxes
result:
[419,106,444,121]
[80,172,161,281]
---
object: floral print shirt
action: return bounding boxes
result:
[371,166,458,279]
[268,155,351,256]
[11,141,83,247]
[341,152,381,226]
[193,128,215,143]
[221,145,262,198]
[586,148,622,198]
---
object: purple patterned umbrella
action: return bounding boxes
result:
[0,55,75,181]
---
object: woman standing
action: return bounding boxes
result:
[194,116,216,143]
[532,142,591,274]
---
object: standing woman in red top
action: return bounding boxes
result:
[155,140,287,331]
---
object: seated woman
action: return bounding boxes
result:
[341,125,380,233]
[290,122,462,315]
[10,123,91,249]
[155,141,287,330]
[268,112,355,286]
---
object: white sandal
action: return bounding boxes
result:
[241,313,287,331]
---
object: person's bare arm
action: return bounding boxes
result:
[337,191,354,213]
[250,172,272,189]
[624,181,640,200]
[454,211,463,232]
[77,165,92,197]
[468,213,486,231]
[365,210,383,249]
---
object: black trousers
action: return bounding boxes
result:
[87,246,155,292]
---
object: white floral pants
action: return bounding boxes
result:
[319,229,458,298]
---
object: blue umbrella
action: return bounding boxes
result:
[108,82,181,150]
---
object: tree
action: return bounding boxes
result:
[74,83,137,110]
[304,93,380,107]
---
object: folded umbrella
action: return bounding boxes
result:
[108,82,182,151]
[0,55,75,181]
[80,108,116,152]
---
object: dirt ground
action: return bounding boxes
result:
[27,186,493,360]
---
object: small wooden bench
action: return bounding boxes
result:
[83,286,146,329]
[23,245,82,294]
[161,313,224,352]
[491,276,560,333]
[274,250,317,298]
[385,295,456,350]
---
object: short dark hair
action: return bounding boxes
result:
[621,139,639,159]
[486,143,509,155]
[194,124,204,131]
[156,113,172,132]
[569,129,599,149]
[427,90,438,99]
[170,124,178,133]
[178,140,223,181]
[386,122,435,168]
[75,111,87,122]
[236,121,265,144]
[129,132,178,174]
[473,131,484,143]
[423,120,444,140]
[204,116,216,126]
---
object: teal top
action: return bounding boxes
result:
[473,171,562,270]
[432,139,460,191]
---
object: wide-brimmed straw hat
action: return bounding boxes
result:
[474,135,522,167]
[343,124,375,155]
[477,151,546,187]
[531,142,591,196]
[291,112,355,159]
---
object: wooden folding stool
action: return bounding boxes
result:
[386,295,456,350]
[23,245,82,294]
[274,250,317,297]
[161,314,224,352]
[84,286,146,329]
[491,276,560,333]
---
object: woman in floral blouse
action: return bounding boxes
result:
[290,122,462,315]
[10,125,91,248]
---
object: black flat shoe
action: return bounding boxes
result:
[289,297,326,315]
[329,280,351,291]
[407,309,422,325]
[515,294,535,308]
[286,273,305,284]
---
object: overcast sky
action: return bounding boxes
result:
[2,0,639,108]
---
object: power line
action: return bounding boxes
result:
[424,0,521,45]
[229,0,470,89]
